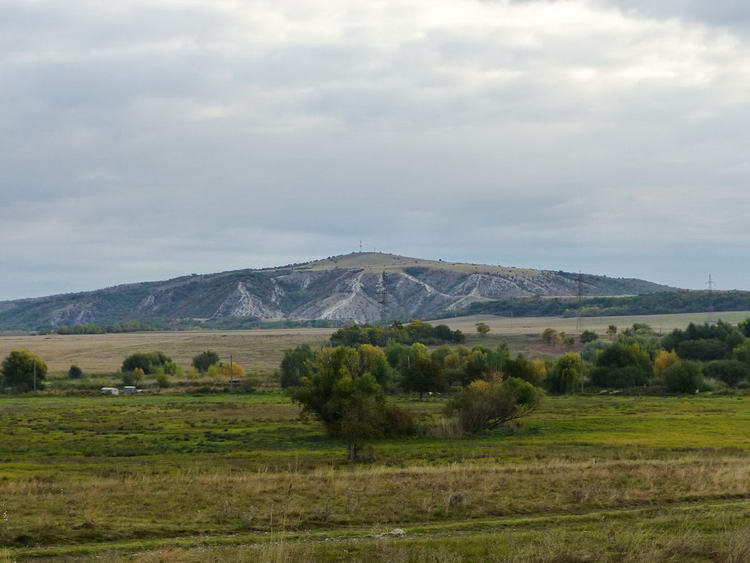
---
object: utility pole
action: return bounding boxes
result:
[576,271,583,334]
[707,274,715,325]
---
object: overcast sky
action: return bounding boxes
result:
[1,0,749,300]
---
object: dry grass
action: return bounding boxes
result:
[434,311,750,337]
[0,328,332,375]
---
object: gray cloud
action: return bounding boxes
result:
[1,0,750,299]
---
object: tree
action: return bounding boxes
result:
[402,349,446,399]
[446,377,543,434]
[208,363,245,380]
[590,342,651,388]
[663,361,703,393]
[546,353,584,394]
[606,325,618,339]
[654,350,680,379]
[1,350,47,392]
[476,323,491,337]
[676,339,729,362]
[732,340,750,365]
[192,350,220,373]
[287,346,414,460]
[579,330,598,344]
[68,365,84,379]
[122,352,176,375]
[279,344,315,388]
[504,354,544,386]
[542,328,558,346]
[703,360,750,388]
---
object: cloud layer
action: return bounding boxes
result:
[2,0,749,299]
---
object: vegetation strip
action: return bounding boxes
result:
[11,497,749,559]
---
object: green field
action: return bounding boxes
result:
[1,393,749,561]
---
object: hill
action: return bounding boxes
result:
[0,252,675,330]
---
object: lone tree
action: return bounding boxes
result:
[1,350,47,392]
[68,365,84,379]
[476,323,491,337]
[192,350,220,373]
[446,377,543,434]
[288,346,414,461]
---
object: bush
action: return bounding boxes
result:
[703,360,750,388]
[192,351,220,373]
[663,361,704,393]
[579,330,598,343]
[445,377,543,434]
[68,365,84,379]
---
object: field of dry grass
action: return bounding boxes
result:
[0,328,333,375]
[3,310,747,378]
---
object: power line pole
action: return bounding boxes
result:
[706,274,715,325]
[576,271,583,334]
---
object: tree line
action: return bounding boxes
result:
[462,291,750,319]
[330,320,465,347]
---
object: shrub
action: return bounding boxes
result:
[703,360,750,388]
[663,361,704,393]
[579,330,598,344]
[445,377,543,434]
[68,365,84,379]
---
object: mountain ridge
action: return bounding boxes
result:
[0,252,676,329]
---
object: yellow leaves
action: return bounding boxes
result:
[654,350,680,378]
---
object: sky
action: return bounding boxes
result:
[1,0,749,300]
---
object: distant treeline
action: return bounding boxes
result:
[40,320,160,335]
[331,321,465,347]
[38,317,347,334]
[459,291,750,318]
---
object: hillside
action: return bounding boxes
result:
[0,253,675,329]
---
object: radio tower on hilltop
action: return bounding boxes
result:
[706,274,716,325]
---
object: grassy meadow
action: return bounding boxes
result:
[1,312,750,561]
[0,394,749,561]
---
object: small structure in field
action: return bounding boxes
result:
[101,387,119,396]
